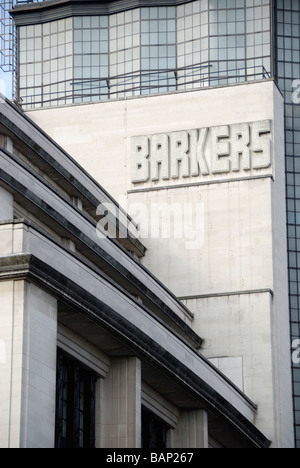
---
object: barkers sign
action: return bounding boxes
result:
[131,120,272,184]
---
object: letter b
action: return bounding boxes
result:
[131,136,150,183]
[292,80,300,104]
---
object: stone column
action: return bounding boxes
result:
[0,280,57,448]
[100,357,142,448]
[169,409,208,448]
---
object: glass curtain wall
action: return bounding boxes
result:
[73,16,109,104]
[275,0,300,448]
[110,9,140,97]
[17,0,272,109]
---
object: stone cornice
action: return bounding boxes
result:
[0,216,199,348]
[0,98,146,259]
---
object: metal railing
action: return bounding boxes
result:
[15,1,46,3]
[20,63,271,109]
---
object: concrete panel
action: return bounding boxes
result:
[184,291,293,448]
[27,81,278,203]
[127,177,273,297]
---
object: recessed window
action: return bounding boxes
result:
[55,350,97,449]
[142,409,170,449]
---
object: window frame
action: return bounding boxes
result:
[55,350,97,449]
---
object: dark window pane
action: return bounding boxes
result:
[55,351,96,449]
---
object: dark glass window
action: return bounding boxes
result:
[142,409,170,449]
[55,350,96,449]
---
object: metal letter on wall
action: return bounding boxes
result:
[211,126,230,174]
[131,120,272,185]
[131,136,150,184]
[251,120,272,170]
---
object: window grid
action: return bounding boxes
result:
[109,9,141,98]
[19,18,73,107]
[140,6,177,95]
[275,0,300,448]
[18,1,272,109]
[73,16,109,103]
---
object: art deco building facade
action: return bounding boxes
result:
[0,0,298,448]
[0,89,274,449]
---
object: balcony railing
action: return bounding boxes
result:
[19,63,271,109]
[15,1,46,3]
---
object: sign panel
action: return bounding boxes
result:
[131,121,272,185]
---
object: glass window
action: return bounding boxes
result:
[55,351,97,449]
[140,6,176,95]
[142,409,170,449]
